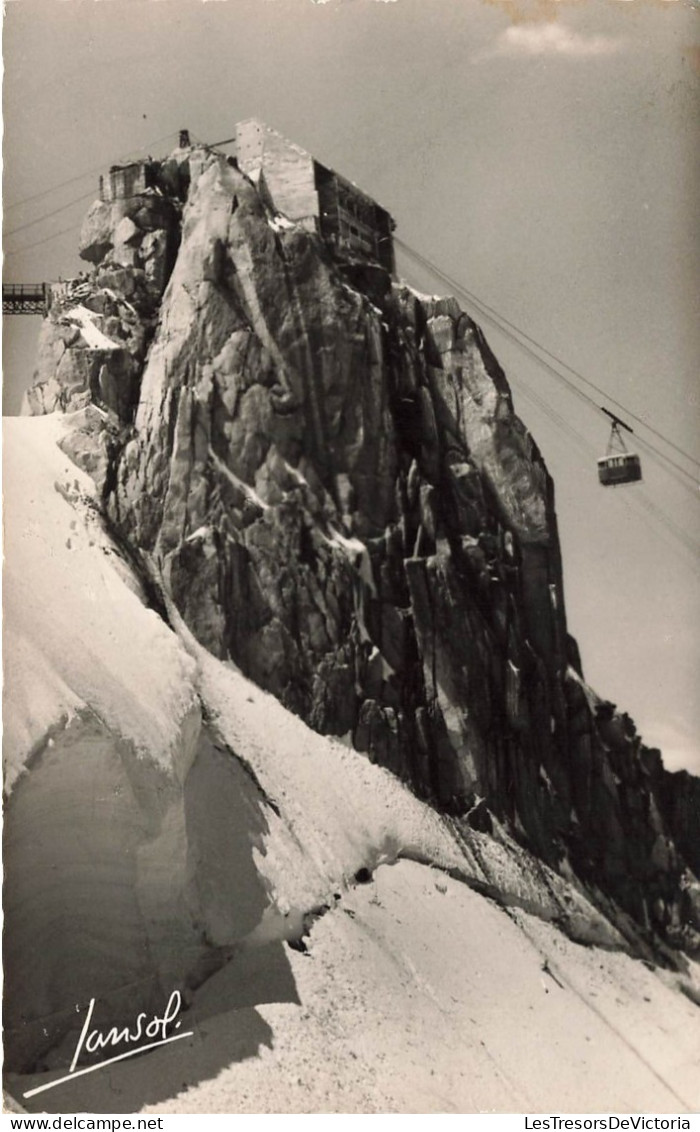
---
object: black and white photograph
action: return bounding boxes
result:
[2,0,699,1116]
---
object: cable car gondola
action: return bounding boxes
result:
[597,407,642,486]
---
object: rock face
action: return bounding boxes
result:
[24,142,699,956]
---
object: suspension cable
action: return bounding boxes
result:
[395,238,699,496]
[395,237,700,475]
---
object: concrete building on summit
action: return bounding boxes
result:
[233,119,396,275]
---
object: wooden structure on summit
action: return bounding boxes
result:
[99,162,157,204]
[233,120,396,274]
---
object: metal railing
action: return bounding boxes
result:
[2,283,48,315]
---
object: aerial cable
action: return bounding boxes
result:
[395,237,700,473]
[513,379,593,463]
[395,241,700,556]
[113,131,179,164]
[627,486,700,563]
[516,379,700,565]
[632,434,699,495]
[401,246,698,495]
[4,132,178,214]
[397,236,700,472]
[3,221,83,256]
[396,240,699,496]
[4,189,98,239]
[397,240,593,409]
[4,132,185,256]
[6,127,181,239]
[467,270,697,471]
[634,492,700,560]
[5,169,105,213]
[466,284,697,496]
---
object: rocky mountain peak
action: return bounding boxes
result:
[22,131,700,964]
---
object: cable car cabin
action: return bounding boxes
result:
[597,452,642,486]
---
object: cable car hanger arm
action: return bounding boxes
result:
[600,406,634,434]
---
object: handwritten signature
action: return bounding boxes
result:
[23,991,194,1100]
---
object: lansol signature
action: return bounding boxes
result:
[70,989,186,1070]
[23,990,194,1099]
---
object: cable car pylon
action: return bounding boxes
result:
[598,407,642,486]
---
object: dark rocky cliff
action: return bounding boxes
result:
[26,141,699,957]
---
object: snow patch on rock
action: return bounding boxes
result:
[64,305,121,351]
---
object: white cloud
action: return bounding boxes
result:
[477,23,622,61]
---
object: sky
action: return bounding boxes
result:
[3,0,699,772]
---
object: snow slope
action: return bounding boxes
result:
[3,412,198,792]
[145,866,700,1114]
[4,414,700,1113]
[10,864,700,1114]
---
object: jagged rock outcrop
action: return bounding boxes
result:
[23,141,699,958]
